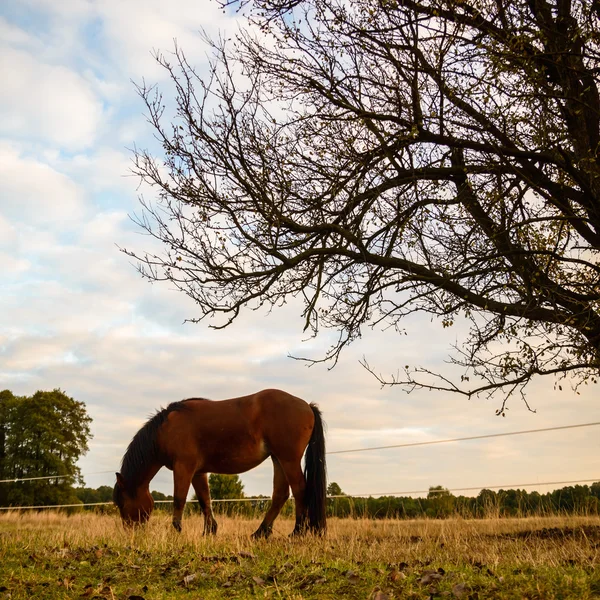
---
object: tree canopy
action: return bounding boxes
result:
[126,0,600,410]
[0,389,92,507]
[327,481,345,497]
[208,473,245,499]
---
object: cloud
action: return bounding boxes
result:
[0,16,42,50]
[0,143,87,225]
[15,0,241,83]
[0,213,17,248]
[64,148,134,196]
[0,252,30,277]
[0,47,104,150]
[95,0,237,80]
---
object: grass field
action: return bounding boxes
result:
[0,511,599,599]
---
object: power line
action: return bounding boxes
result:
[0,475,69,484]
[0,497,270,511]
[0,470,114,484]
[1,421,598,485]
[0,477,598,511]
[0,501,113,511]
[329,478,600,498]
[327,421,600,455]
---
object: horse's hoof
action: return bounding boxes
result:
[172,521,182,533]
[251,528,271,539]
[291,523,316,537]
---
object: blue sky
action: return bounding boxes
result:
[1,0,598,502]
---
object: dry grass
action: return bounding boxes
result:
[0,511,599,598]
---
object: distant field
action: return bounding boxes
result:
[0,511,599,599]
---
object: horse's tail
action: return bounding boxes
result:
[304,403,327,533]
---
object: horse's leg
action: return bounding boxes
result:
[191,472,217,535]
[251,457,290,539]
[172,462,194,532]
[277,458,308,536]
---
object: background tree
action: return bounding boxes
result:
[1,389,92,507]
[0,390,15,506]
[477,488,501,518]
[75,485,115,505]
[202,473,246,517]
[150,489,173,501]
[327,482,344,497]
[427,485,455,518]
[327,481,353,517]
[208,473,245,500]
[127,0,600,410]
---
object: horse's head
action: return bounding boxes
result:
[113,472,154,526]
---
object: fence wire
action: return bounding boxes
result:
[1,421,598,510]
[0,478,598,511]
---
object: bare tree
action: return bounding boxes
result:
[125,0,600,412]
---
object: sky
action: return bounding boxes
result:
[1,0,598,503]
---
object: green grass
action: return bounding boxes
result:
[0,511,599,599]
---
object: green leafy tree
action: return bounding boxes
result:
[427,485,455,518]
[1,389,92,507]
[208,474,245,500]
[75,485,114,504]
[0,390,15,506]
[127,0,600,411]
[526,490,543,514]
[477,488,500,518]
[327,482,344,497]
[202,474,246,517]
[150,490,173,501]
[327,481,352,518]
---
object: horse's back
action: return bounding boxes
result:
[181,388,312,419]
[158,389,315,470]
[253,388,313,414]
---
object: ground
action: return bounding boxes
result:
[0,511,599,599]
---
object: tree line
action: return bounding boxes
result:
[324,483,600,520]
[72,476,600,520]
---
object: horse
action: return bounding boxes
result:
[113,388,327,537]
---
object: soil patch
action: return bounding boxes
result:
[496,525,600,542]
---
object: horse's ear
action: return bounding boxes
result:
[115,472,125,489]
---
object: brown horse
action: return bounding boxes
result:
[113,389,326,537]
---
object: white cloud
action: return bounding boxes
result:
[0,16,42,50]
[0,252,30,276]
[0,47,103,150]
[96,0,237,81]
[30,0,93,19]
[0,144,87,225]
[66,148,133,194]
[0,213,17,248]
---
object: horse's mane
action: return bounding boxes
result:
[118,399,195,495]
